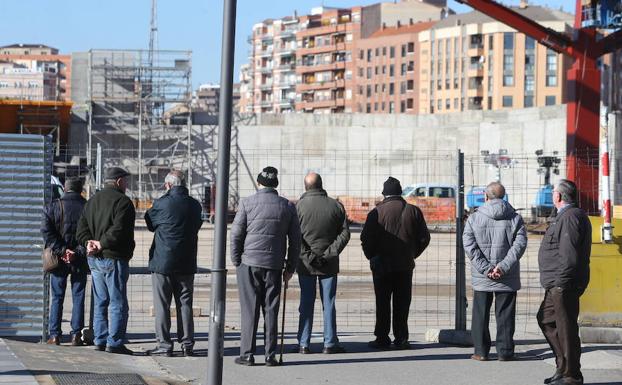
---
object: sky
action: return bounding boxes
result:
[0,0,576,88]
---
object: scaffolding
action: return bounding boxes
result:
[87,49,192,204]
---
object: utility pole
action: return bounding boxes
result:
[207,0,237,384]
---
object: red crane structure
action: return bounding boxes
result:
[457,0,622,213]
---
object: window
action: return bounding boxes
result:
[407,61,414,72]
[502,95,513,107]
[545,95,556,105]
[407,80,414,90]
[375,48,380,56]
[381,102,385,111]
[524,95,534,107]
[488,35,494,50]
[389,102,395,113]
[503,54,514,71]
[366,103,371,113]
[367,49,372,62]
[445,99,450,109]
[525,75,534,92]
[408,42,414,53]
[525,37,535,50]
[390,46,395,58]
[437,99,442,111]
[400,101,405,112]
[374,84,379,93]
[546,75,557,87]
[358,67,364,77]
[503,75,514,86]
[400,81,406,94]
[389,65,394,77]
[546,50,557,72]
[366,85,372,97]
[407,98,413,109]
[430,187,455,198]
[414,187,426,197]
[358,85,363,95]
[445,78,450,89]
[454,98,458,109]
[382,47,387,56]
[367,67,372,79]
[503,32,514,50]
[382,65,386,74]
[389,83,395,95]
[374,102,378,111]
[401,44,407,57]
[359,50,364,60]
[375,66,379,75]
[437,79,442,90]
[401,63,407,75]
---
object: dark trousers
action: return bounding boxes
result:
[372,270,413,343]
[237,264,282,359]
[48,266,87,338]
[537,288,583,384]
[151,272,195,350]
[471,291,517,358]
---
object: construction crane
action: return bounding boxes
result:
[456,0,622,218]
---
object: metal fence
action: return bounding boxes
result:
[0,134,52,337]
[40,147,579,341]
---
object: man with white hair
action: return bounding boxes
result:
[144,170,203,357]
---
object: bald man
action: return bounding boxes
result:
[295,173,350,354]
[463,182,527,361]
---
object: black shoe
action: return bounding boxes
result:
[146,347,172,357]
[322,345,346,354]
[181,345,194,357]
[265,356,280,367]
[234,355,255,366]
[106,345,134,355]
[368,339,391,350]
[498,354,515,361]
[393,340,411,350]
[94,344,106,352]
[298,346,312,354]
[543,372,562,384]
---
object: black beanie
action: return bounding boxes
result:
[257,166,279,188]
[382,176,402,196]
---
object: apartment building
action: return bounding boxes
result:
[0,61,58,100]
[353,21,435,114]
[418,5,573,114]
[246,16,299,113]
[0,44,71,101]
[295,7,362,113]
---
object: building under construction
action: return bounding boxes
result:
[86,49,192,206]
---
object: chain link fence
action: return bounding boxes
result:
[48,146,581,340]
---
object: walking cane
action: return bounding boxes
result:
[279,277,288,365]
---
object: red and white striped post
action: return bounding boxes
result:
[600,105,613,243]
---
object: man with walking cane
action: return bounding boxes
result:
[230,166,301,367]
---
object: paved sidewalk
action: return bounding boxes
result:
[0,339,38,385]
[3,333,622,385]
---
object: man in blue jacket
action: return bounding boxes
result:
[41,177,87,346]
[230,166,301,367]
[463,182,527,361]
[145,170,202,357]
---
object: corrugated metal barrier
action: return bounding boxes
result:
[0,134,52,337]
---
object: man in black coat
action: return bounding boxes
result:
[295,173,350,354]
[144,170,202,357]
[77,167,136,355]
[537,179,591,385]
[41,177,87,346]
[361,177,430,350]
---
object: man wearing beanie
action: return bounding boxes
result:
[231,166,301,367]
[361,176,430,350]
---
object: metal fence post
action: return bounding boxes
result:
[455,150,467,331]
[207,0,237,384]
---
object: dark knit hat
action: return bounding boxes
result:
[105,166,130,181]
[382,176,402,196]
[257,166,279,188]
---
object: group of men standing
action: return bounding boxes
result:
[230,168,432,366]
[463,179,591,385]
[43,164,592,385]
[42,168,202,357]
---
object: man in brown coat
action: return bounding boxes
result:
[361,177,430,350]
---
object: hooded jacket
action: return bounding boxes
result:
[463,199,527,292]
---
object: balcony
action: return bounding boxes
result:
[259,49,274,57]
[258,82,273,90]
[275,63,294,71]
[275,82,295,89]
[297,97,346,110]
[279,30,296,39]
[297,78,345,92]
[259,99,274,107]
[278,98,295,106]
[296,61,346,73]
[258,66,274,73]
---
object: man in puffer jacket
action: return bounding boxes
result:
[463,182,527,361]
[230,166,301,367]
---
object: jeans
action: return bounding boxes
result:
[297,274,338,348]
[48,265,87,338]
[88,256,130,348]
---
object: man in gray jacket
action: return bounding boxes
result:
[463,182,527,361]
[230,166,301,367]
[295,173,350,354]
